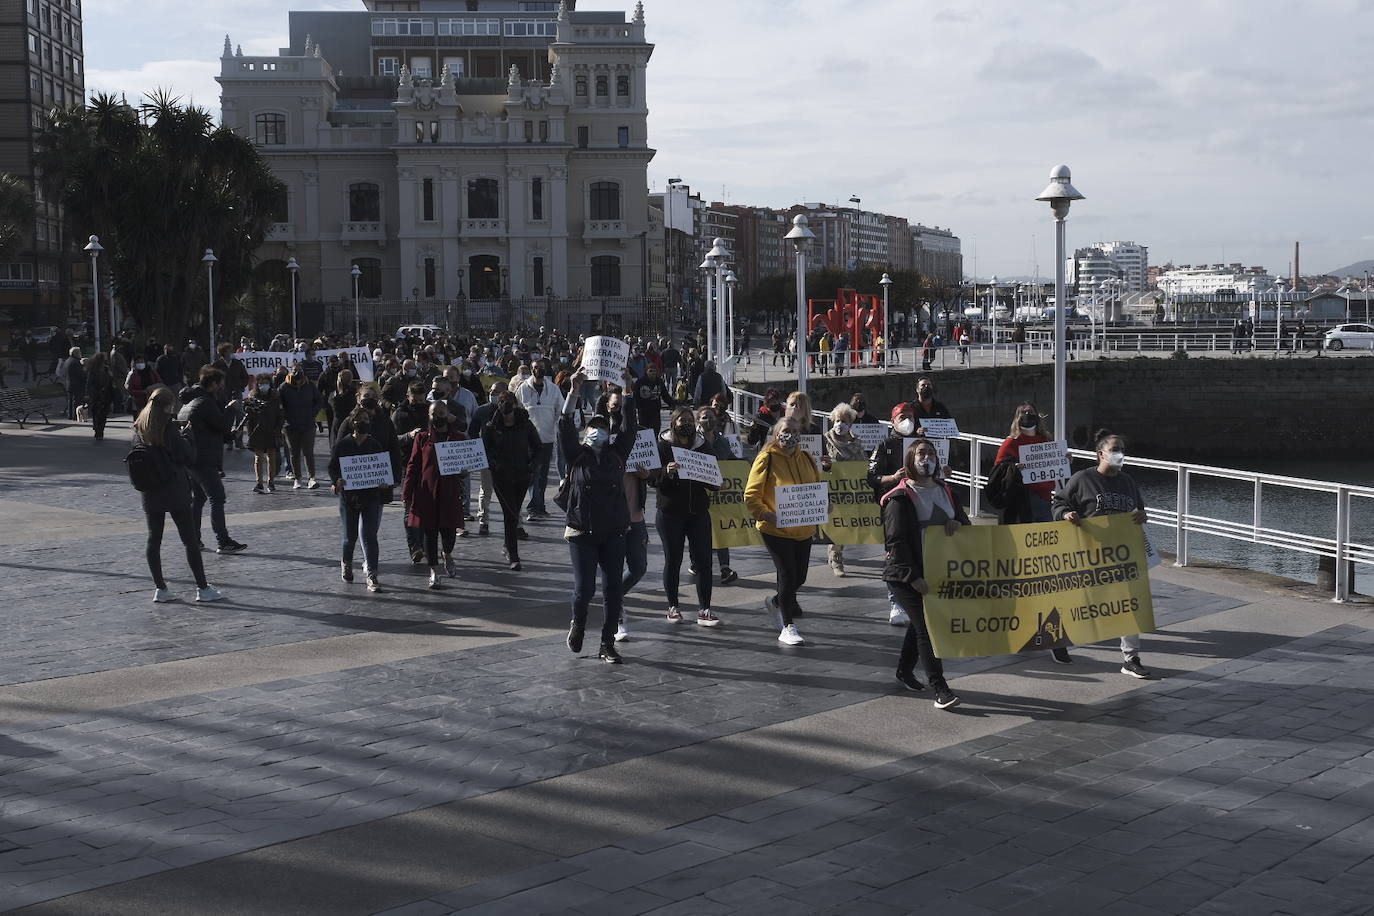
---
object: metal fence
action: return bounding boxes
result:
[311,296,670,339]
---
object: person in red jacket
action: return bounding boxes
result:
[994,402,1053,523]
[403,401,467,588]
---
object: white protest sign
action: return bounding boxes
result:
[671,447,723,487]
[854,423,887,454]
[339,452,394,490]
[582,336,630,383]
[1018,440,1071,485]
[319,347,375,382]
[799,433,825,472]
[904,437,950,467]
[775,482,830,528]
[723,433,744,458]
[434,438,488,475]
[1144,528,1162,569]
[920,417,960,438]
[237,350,297,376]
[628,428,661,471]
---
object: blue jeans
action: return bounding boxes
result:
[569,531,626,645]
[622,520,649,596]
[1029,491,1053,523]
[189,466,230,546]
[340,499,382,573]
[526,442,554,513]
[656,510,713,610]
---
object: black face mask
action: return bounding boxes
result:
[361,399,378,410]
[1020,413,1039,429]
[353,425,371,437]
[500,401,515,415]
[918,389,934,400]
[431,418,447,428]
[674,424,695,438]
[852,402,866,413]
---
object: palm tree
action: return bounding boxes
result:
[0,173,35,261]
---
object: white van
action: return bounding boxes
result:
[395,324,444,341]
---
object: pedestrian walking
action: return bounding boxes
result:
[329,408,389,593]
[130,387,223,603]
[177,367,247,553]
[403,401,466,589]
[651,407,721,628]
[243,374,284,493]
[279,366,322,489]
[85,352,115,441]
[58,347,85,420]
[823,402,867,576]
[481,388,539,569]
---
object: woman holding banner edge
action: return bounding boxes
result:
[745,416,830,646]
[881,438,966,710]
[403,401,467,589]
[329,407,390,593]
[651,406,721,628]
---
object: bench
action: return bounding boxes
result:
[0,388,50,429]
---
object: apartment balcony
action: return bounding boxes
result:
[583,219,627,242]
[459,218,507,237]
[266,222,295,242]
[340,221,387,248]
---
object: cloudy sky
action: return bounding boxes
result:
[86,0,1374,278]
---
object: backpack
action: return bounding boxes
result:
[125,443,176,492]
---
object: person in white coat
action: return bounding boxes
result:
[515,360,564,518]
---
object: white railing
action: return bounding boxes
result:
[725,385,1372,601]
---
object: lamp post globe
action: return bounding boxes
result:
[1034,165,1084,443]
[83,235,104,353]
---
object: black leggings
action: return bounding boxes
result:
[146,507,208,590]
[424,528,457,566]
[761,532,811,625]
[492,477,529,559]
[891,582,946,687]
[655,509,713,609]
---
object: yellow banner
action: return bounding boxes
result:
[921,515,1155,658]
[711,460,762,548]
[820,460,883,545]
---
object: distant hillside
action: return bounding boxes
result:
[1326,259,1374,277]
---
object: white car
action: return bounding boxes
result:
[1323,324,1374,351]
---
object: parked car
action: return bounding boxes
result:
[395,324,444,342]
[1323,324,1374,351]
[25,326,60,345]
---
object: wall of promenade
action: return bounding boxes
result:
[740,356,1374,459]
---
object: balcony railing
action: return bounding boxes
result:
[340,221,386,247]
[583,219,626,240]
[266,222,295,242]
[459,218,507,237]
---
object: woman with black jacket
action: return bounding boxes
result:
[329,368,358,443]
[133,386,222,603]
[558,368,638,664]
[481,389,541,570]
[881,438,968,711]
[328,408,390,593]
[651,407,721,627]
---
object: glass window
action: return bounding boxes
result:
[617,125,629,148]
[422,178,435,221]
[595,75,608,97]
[577,126,588,148]
[267,187,289,223]
[466,178,499,219]
[533,256,545,294]
[575,77,587,97]
[591,256,621,297]
[424,258,436,298]
[531,177,543,221]
[539,120,548,142]
[504,20,557,37]
[469,255,500,299]
[349,182,380,222]
[410,56,432,78]
[377,57,399,76]
[590,181,620,220]
[442,57,465,78]
[616,75,629,97]
[351,258,382,298]
[438,18,500,35]
[254,113,286,145]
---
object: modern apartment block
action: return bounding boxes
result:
[1091,240,1149,292]
[216,0,658,328]
[910,224,962,286]
[0,0,85,322]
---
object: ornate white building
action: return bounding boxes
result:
[216,0,658,330]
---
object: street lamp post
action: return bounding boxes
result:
[698,256,716,362]
[708,237,731,367]
[784,215,815,394]
[1034,165,1085,443]
[1274,280,1285,355]
[83,235,103,354]
[1340,280,1351,323]
[351,264,362,343]
[879,272,892,371]
[724,269,738,363]
[286,256,300,344]
[202,249,219,355]
[988,275,998,367]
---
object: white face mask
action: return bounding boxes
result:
[585,427,609,448]
[257,384,270,393]
[1106,450,1125,468]
[894,418,915,436]
[915,458,937,477]
[834,422,851,436]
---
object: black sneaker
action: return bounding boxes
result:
[1121,657,1151,679]
[217,540,247,554]
[479,523,489,535]
[895,670,925,691]
[933,686,961,710]
[567,622,585,654]
[516,528,530,541]
[598,641,622,665]
[1051,648,1074,665]
[720,567,739,584]
[410,548,425,565]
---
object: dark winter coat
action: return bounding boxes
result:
[279,380,322,430]
[403,427,467,530]
[133,417,196,514]
[242,391,284,452]
[558,409,638,536]
[176,385,231,470]
[881,481,969,586]
[652,431,718,518]
[481,407,542,483]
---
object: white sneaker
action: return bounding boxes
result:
[889,606,910,627]
[153,587,175,603]
[778,624,804,646]
[196,585,225,602]
[614,619,629,642]
[307,478,320,489]
[293,479,302,490]
[696,609,720,627]
[764,595,784,631]
[666,605,683,623]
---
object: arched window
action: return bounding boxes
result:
[469,254,500,299]
[348,182,380,222]
[351,257,382,298]
[589,181,620,221]
[254,112,286,145]
[595,75,608,97]
[615,75,629,98]
[466,178,499,219]
[591,255,621,297]
[575,76,587,97]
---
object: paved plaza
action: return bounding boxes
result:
[1,413,1373,915]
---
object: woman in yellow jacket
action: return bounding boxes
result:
[745,416,830,645]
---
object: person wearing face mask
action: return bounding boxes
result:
[695,406,740,585]
[469,379,509,537]
[869,402,918,626]
[358,384,403,491]
[177,367,247,553]
[481,389,540,569]
[558,369,639,664]
[381,359,415,407]
[692,359,727,407]
[881,438,967,710]
[650,406,722,628]
[994,403,1054,523]
[1053,430,1152,679]
[329,369,358,444]
[631,362,677,433]
[850,393,878,427]
[747,388,785,448]
[243,373,284,494]
[824,403,868,576]
[612,393,653,642]
[279,367,323,490]
[911,377,953,436]
[404,402,466,588]
[515,360,564,520]
[745,416,825,646]
[328,408,389,593]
